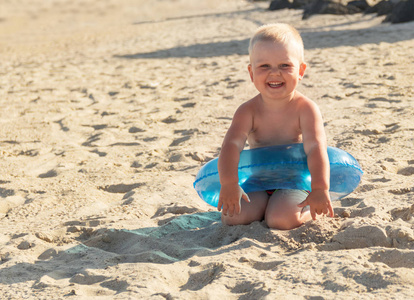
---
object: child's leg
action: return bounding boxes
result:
[221,191,268,226]
[264,189,311,230]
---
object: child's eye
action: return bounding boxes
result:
[280,64,291,68]
[260,64,270,68]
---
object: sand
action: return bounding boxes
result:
[0,0,413,299]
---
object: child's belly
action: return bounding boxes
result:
[247,132,302,149]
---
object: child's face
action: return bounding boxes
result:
[248,40,306,102]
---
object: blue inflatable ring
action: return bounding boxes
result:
[193,143,363,207]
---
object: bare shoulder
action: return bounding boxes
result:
[294,91,321,115]
[234,94,260,116]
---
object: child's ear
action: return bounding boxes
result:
[248,64,253,82]
[299,63,307,80]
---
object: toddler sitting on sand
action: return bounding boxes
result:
[217,23,334,230]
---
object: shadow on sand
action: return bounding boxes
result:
[115,17,414,60]
[0,212,271,293]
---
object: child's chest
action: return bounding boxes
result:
[248,110,302,147]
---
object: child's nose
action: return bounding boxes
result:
[270,67,281,74]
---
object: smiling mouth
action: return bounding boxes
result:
[268,82,284,88]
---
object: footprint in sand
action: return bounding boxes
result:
[386,223,414,248]
[389,187,413,195]
[128,126,145,133]
[152,203,200,219]
[369,249,414,268]
[130,161,142,168]
[390,204,414,223]
[339,197,364,207]
[180,263,225,291]
[181,102,196,108]
[54,119,69,132]
[70,272,109,285]
[82,133,102,147]
[397,166,414,176]
[17,240,35,250]
[169,136,191,147]
[238,257,283,271]
[98,183,144,194]
[161,115,181,124]
[38,169,58,178]
[100,278,129,293]
[0,187,15,198]
[90,149,107,157]
[322,225,391,250]
[169,128,199,147]
[174,97,196,109]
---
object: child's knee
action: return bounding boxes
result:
[221,209,265,226]
[221,214,238,226]
[221,192,268,226]
[264,189,309,230]
[265,211,303,230]
[221,214,250,226]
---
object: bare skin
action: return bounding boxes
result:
[217,39,334,229]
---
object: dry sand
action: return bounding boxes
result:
[0,0,413,299]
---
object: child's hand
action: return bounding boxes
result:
[217,183,250,217]
[297,189,333,220]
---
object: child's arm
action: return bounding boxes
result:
[217,104,253,217]
[297,100,334,219]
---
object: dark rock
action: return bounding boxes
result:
[365,0,394,15]
[269,0,293,10]
[303,0,362,19]
[292,0,314,8]
[347,0,370,10]
[384,0,414,23]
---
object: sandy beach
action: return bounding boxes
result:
[0,0,413,298]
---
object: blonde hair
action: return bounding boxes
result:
[248,23,304,62]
